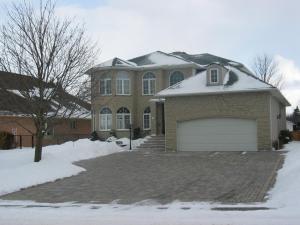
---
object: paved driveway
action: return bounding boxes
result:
[1,150,284,204]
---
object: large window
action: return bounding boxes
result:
[116,107,131,130]
[100,75,112,95]
[169,71,184,86]
[210,69,219,84]
[143,107,151,130]
[100,107,112,131]
[143,72,155,95]
[116,71,130,95]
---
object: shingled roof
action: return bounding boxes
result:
[0,71,90,118]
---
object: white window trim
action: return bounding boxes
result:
[100,113,112,131]
[100,78,112,96]
[210,69,219,84]
[142,74,156,96]
[92,110,96,131]
[116,113,131,130]
[143,113,151,130]
[116,78,131,95]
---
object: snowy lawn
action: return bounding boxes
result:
[0,141,299,225]
[0,137,148,196]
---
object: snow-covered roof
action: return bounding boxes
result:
[0,71,91,119]
[95,57,137,68]
[157,66,290,106]
[91,51,198,72]
[157,66,272,96]
[129,51,193,66]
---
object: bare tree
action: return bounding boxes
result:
[0,0,97,162]
[252,54,284,89]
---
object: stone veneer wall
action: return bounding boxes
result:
[164,92,272,151]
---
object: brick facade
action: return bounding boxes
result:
[0,116,91,147]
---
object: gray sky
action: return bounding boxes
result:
[1,0,300,112]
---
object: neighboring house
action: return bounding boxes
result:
[292,106,300,130]
[88,51,290,151]
[0,71,91,147]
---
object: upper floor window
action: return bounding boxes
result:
[210,69,219,84]
[116,107,131,130]
[100,75,112,95]
[143,107,151,130]
[170,71,184,86]
[143,72,155,95]
[100,107,112,131]
[116,71,130,95]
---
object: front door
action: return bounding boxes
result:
[156,103,165,135]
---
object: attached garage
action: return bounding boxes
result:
[177,118,257,151]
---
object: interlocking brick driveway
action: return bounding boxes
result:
[1,150,284,204]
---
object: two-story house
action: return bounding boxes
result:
[88,51,289,151]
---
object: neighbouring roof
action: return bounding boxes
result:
[0,71,91,118]
[157,66,290,106]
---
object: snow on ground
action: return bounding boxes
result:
[0,141,300,225]
[0,137,147,196]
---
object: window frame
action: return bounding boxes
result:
[116,107,131,130]
[99,78,112,96]
[99,107,112,131]
[142,72,156,96]
[210,69,219,84]
[169,71,184,86]
[92,110,97,131]
[143,107,151,130]
[116,72,131,95]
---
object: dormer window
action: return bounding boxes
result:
[210,69,219,84]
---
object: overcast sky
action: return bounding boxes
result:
[1,0,300,113]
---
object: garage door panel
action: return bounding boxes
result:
[177,118,257,151]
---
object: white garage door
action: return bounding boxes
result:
[177,118,257,151]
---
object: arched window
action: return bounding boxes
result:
[116,71,130,95]
[169,71,184,86]
[143,72,155,95]
[143,107,151,130]
[100,107,112,131]
[116,107,131,130]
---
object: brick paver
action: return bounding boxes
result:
[1,150,284,204]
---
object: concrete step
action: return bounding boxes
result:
[140,141,165,145]
[138,144,165,147]
[137,136,166,151]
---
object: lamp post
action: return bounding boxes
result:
[129,124,132,150]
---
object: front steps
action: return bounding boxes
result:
[137,135,165,151]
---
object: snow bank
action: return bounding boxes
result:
[0,139,124,196]
[267,142,300,208]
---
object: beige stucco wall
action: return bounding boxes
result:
[91,67,195,139]
[164,92,272,151]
